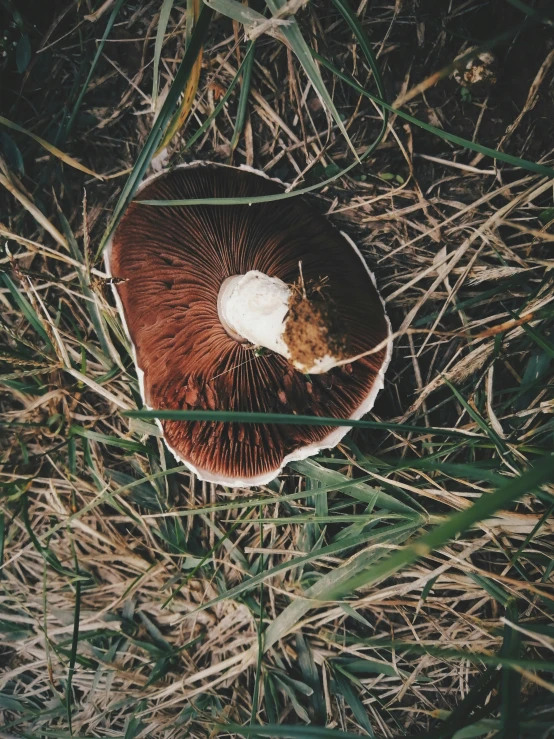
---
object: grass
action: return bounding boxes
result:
[1,0,554,737]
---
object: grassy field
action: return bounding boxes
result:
[1,0,554,737]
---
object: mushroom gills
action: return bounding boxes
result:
[217,269,350,374]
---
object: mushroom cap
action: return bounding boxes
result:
[107,163,391,487]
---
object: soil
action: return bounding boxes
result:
[283,278,349,371]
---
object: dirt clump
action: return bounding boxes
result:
[283,277,349,372]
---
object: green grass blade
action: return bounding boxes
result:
[251,511,265,724]
[134,171,350,204]
[330,0,388,123]
[138,51,554,209]
[435,669,501,738]
[21,498,86,582]
[296,634,326,723]
[337,637,554,673]
[27,463,392,552]
[290,459,417,514]
[518,319,554,361]
[139,2,388,205]
[184,41,255,151]
[124,480,407,521]
[205,0,269,26]
[124,703,146,739]
[320,455,554,600]
[241,513,400,525]
[58,211,118,367]
[315,53,554,178]
[161,511,249,608]
[0,115,102,178]
[1,273,54,351]
[123,409,484,439]
[333,665,375,735]
[95,2,213,261]
[70,425,151,454]
[221,723,372,737]
[66,533,82,737]
[156,0,204,153]
[505,0,554,22]
[229,40,255,158]
[261,520,421,654]
[265,0,359,161]
[184,520,419,619]
[152,0,175,110]
[500,601,522,739]
[0,512,4,576]
[185,0,195,47]
[469,573,510,607]
[63,0,127,139]
[510,501,554,568]
[444,379,510,459]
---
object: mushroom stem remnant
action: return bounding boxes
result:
[217,269,350,374]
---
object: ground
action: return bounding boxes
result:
[1,1,554,737]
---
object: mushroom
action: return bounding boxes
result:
[452,47,497,97]
[106,163,391,487]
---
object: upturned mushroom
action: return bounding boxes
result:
[107,163,391,487]
[452,47,497,97]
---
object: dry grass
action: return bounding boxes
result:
[1,1,554,737]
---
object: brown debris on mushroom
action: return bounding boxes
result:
[284,276,349,373]
[107,163,391,486]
